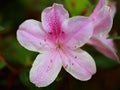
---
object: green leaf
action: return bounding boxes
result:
[109,36,120,40]
[0,26,5,31]
[65,0,93,16]
[19,68,36,90]
[84,45,119,69]
[0,37,37,66]
[0,62,6,69]
[95,56,119,69]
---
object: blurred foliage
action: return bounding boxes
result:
[109,36,120,40]
[0,62,6,69]
[0,0,120,90]
[84,45,119,69]
[0,26,5,31]
[65,0,95,16]
[0,37,37,66]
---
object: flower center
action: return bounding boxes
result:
[56,43,67,55]
[56,43,62,49]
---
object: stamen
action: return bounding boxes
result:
[74,56,77,59]
[40,42,41,45]
[44,39,46,42]
[64,64,68,68]
[72,63,74,65]
[50,59,53,63]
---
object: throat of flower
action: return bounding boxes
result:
[56,43,67,57]
[57,44,61,49]
[56,43,62,50]
[57,44,68,69]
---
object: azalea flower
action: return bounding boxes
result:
[17,3,96,87]
[88,0,119,61]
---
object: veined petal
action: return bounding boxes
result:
[61,49,96,81]
[62,16,93,48]
[42,3,69,33]
[90,0,116,36]
[17,19,51,52]
[30,51,62,87]
[88,37,119,61]
[93,13,113,36]
[92,0,116,18]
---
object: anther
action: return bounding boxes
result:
[75,56,77,59]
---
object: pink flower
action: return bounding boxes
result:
[88,0,119,61]
[17,3,96,87]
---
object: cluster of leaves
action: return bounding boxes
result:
[0,0,120,90]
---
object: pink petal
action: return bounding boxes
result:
[109,2,116,18]
[62,16,93,48]
[92,0,116,18]
[61,49,96,81]
[30,51,62,87]
[91,0,106,17]
[41,3,69,34]
[88,37,119,61]
[17,19,51,52]
[90,0,116,36]
[93,13,113,36]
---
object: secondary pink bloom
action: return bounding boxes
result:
[17,3,96,87]
[88,0,119,61]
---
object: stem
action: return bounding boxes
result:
[0,55,18,73]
